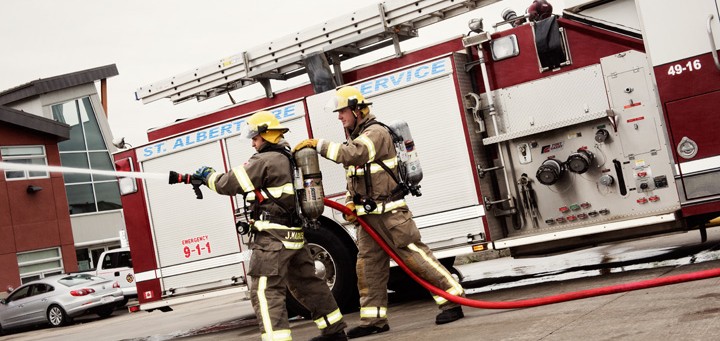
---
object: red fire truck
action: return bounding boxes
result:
[113,0,720,312]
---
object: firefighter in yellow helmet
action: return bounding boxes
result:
[294,87,465,339]
[194,111,348,341]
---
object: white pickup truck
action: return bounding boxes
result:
[83,248,137,306]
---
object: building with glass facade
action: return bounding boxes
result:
[0,106,72,291]
[0,65,125,290]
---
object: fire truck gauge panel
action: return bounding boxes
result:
[595,128,610,143]
[599,174,615,187]
[536,158,565,186]
[566,149,595,174]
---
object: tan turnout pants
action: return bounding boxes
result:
[248,232,346,340]
[356,209,465,327]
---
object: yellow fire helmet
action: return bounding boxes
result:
[245,111,289,144]
[328,86,372,117]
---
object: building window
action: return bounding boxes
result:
[0,146,49,180]
[18,248,64,285]
[75,244,119,271]
[51,97,122,215]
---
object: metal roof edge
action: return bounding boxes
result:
[0,64,119,105]
[0,105,71,140]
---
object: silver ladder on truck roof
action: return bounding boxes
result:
[135,0,500,105]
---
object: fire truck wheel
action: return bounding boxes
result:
[286,219,359,318]
[388,257,459,301]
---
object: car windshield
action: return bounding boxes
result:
[57,274,100,287]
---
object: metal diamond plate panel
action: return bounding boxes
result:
[493,64,610,140]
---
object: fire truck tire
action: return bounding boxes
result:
[286,219,359,318]
[388,257,459,301]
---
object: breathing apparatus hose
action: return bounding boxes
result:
[325,199,720,309]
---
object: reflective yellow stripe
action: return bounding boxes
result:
[433,287,463,305]
[359,306,387,318]
[257,277,274,338]
[327,142,341,161]
[282,241,304,250]
[246,192,257,201]
[207,172,220,192]
[261,329,292,341]
[263,183,295,198]
[356,135,376,161]
[314,308,343,329]
[346,157,397,176]
[233,166,255,192]
[253,221,304,249]
[447,286,463,296]
[245,183,294,201]
[355,199,407,216]
[253,221,303,232]
[407,243,464,301]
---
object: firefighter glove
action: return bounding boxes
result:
[292,139,318,153]
[194,166,215,185]
[343,202,357,223]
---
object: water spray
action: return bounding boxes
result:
[0,161,166,180]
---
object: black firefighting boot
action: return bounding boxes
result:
[346,325,390,339]
[310,330,349,341]
[435,306,464,325]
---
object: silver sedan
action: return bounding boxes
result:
[0,273,124,333]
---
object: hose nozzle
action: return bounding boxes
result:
[168,171,204,199]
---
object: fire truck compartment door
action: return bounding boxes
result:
[637,0,720,68]
[665,90,720,201]
[140,141,244,291]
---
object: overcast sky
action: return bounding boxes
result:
[0,0,557,146]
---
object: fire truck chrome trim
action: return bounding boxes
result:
[674,155,720,176]
[135,253,245,282]
[139,286,249,311]
[493,213,677,249]
[135,270,157,282]
[413,205,486,229]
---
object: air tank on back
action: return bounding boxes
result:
[294,148,325,222]
[388,120,423,194]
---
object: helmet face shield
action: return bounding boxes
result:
[242,111,289,143]
[324,86,372,115]
[324,95,341,114]
[241,122,259,140]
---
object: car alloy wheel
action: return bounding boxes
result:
[47,305,67,327]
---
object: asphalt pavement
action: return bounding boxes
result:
[3,228,720,340]
[175,260,720,341]
[176,228,720,340]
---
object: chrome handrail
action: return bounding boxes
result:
[707,14,720,71]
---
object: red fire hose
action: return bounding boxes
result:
[325,199,720,309]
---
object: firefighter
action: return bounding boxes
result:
[293,86,465,339]
[194,111,348,341]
